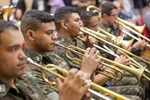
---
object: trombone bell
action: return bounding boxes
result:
[119,38,134,50]
[0,6,13,20]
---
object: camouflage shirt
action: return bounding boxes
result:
[55,37,86,69]
[98,21,119,60]
[0,79,45,100]
[18,47,71,100]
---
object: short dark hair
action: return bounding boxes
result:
[146,0,150,7]
[0,20,19,42]
[54,6,78,31]
[20,10,55,36]
[101,1,117,17]
[80,11,98,26]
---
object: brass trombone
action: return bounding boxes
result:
[86,5,150,46]
[27,57,131,100]
[56,42,123,81]
[0,6,13,20]
[78,30,150,75]
[86,5,145,34]
[55,42,149,82]
[80,27,150,65]
[84,26,134,50]
[80,27,150,81]
[93,44,150,80]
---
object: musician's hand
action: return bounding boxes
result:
[84,35,97,47]
[114,55,130,66]
[81,47,100,77]
[57,69,90,100]
[133,40,147,50]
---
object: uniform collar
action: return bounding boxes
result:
[99,20,112,33]
[0,80,19,97]
[24,47,43,64]
[58,37,77,46]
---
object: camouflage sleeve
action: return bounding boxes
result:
[17,63,59,100]
[54,39,81,70]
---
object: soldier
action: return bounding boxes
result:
[99,1,149,99]
[80,10,139,86]
[20,9,101,99]
[54,6,145,99]
[0,19,90,100]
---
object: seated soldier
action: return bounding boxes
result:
[0,19,90,100]
[20,10,100,99]
[80,10,139,86]
[98,1,149,99]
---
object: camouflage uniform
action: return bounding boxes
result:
[98,21,140,82]
[55,37,84,69]
[98,20,149,99]
[17,47,72,100]
[55,37,145,100]
[0,79,48,100]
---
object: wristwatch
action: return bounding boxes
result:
[131,46,136,53]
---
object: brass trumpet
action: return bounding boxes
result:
[26,57,131,100]
[55,42,149,82]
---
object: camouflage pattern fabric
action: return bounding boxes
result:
[98,21,139,78]
[107,85,145,100]
[0,79,47,100]
[17,47,72,100]
[98,20,149,99]
[55,37,84,69]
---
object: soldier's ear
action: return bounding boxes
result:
[27,30,35,41]
[61,20,68,30]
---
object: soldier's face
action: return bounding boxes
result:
[66,13,83,39]
[0,29,26,79]
[32,22,58,53]
[85,16,99,31]
[108,9,118,26]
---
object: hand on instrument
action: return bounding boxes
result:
[96,64,106,71]
[81,47,101,77]
[57,69,90,100]
[114,55,130,66]
[132,40,147,50]
[85,35,97,47]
